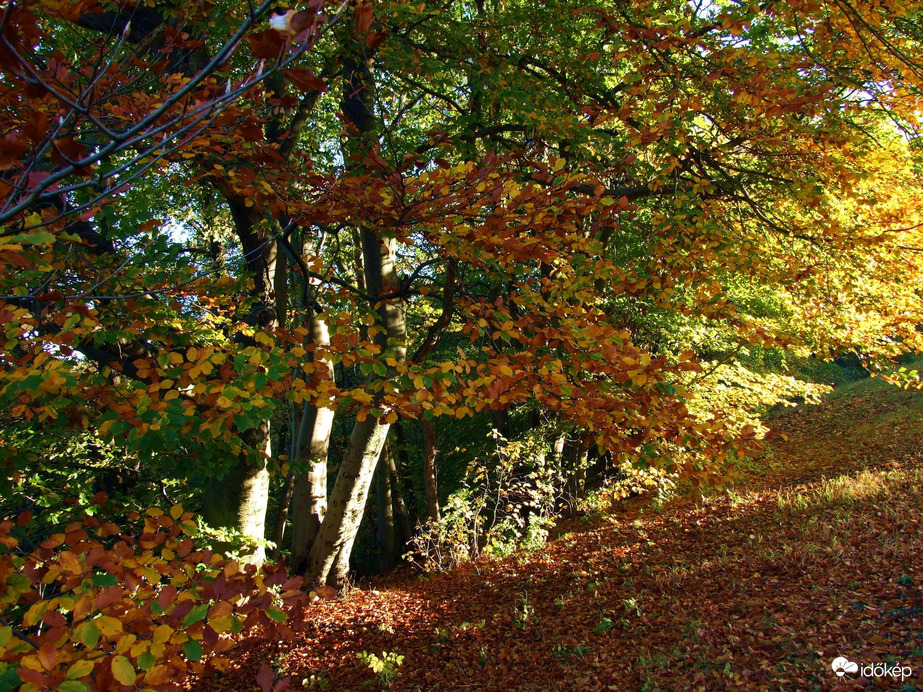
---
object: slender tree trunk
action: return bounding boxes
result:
[309,416,392,584]
[392,421,419,525]
[387,443,412,549]
[563,438,589,517]
[421,418,441,522]
[272,471,295,553]
[375,443,398,571]
[317,223,406,585]
[290,309,336,573]
[306,25,406,586]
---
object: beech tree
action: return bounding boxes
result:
[2,0,923,605]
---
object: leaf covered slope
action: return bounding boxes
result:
[187,379,923,690]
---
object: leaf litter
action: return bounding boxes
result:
[187,381,923,690]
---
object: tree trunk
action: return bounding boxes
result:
[421,418,441,522]
[387,442,412,550]
[201,423,271,562]
[375,442,398,571]
[272,471,295,554]
[290,310,336,573]
[308,416,391,585]
[392,420,419,525]
[199,183,279,559]
[563,438,589,518]
[306,25,406,587]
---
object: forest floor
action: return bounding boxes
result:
[190,375,923,691]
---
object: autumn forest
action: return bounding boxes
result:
[1,0,923,688]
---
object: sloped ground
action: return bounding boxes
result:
[191,379,923,691]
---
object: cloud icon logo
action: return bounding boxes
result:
[832,657,859,677]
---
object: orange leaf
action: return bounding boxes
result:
[37,644,58,671]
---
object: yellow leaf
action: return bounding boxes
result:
[152,625,173,644]
[66,659,95,680]
[111,655,136,686]
[255,331,275,347]
[95,616,123,638]
[115,634,137,655]
[23,601,50,628]
[209,616,232,633]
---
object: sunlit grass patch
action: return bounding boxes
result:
[776,466,923,512]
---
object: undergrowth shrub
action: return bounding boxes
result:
[0,496,304,691]
[406,430,562,571]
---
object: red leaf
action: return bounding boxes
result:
[0,134,29,170]
[51,137,87,165]
[37,644,58,671]
[17,667,46,688]
[42,610,67,628]
[158,584,178,613]
[23,110,48,144]
[365,31,388,49]
[240,121,264,142]
[284,68,326,93]
[355,2,374,33]
[289,9,318,36]
[95,585,123,610]
[246,29,286,60]
[257,663,274,692]
[202,624,219,648]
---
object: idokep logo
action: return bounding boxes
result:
[831,657,858,677]
[831,656,913,682]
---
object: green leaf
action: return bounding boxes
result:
[183,603,209,627]
[0,665,20,692]
[57,681,90,692]
[0,626,10,648]
[91,573,118,587]
[79,621,100,649]
[182,638,203,662]
[230,616,243,634]
[266,608,286,623]
[137,651,157,671]
[10,229,55,245]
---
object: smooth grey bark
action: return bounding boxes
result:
[309,416,393,585]
[201,423,271,562]
[305,29,407,586]
[200,186,279,560]
[290,309,336,574]
[314,223,406,584]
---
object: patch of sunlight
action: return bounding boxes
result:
[776,466,923,512]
